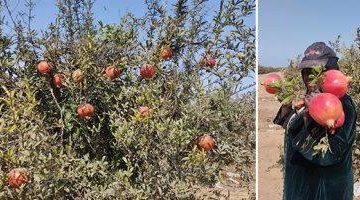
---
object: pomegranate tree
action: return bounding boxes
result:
[321,70,352,98]
[262,73,282,94]
[308,93,344,129]
[0,0,256,198]
[7,168,29,188]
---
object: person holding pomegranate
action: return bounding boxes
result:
[274,42,357,200]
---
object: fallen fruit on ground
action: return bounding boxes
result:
[7,168,29,188]
[72,69,85,83]
[308,93,343,129]
[105,66,121,80]
[321,70,352,98]
[53,74,64,88]
[160,46,174,60]
[77,103,95,117]
[37,61,52,74]
[140,64,156,80]
[262,73,281,94]
[198,134,215,151]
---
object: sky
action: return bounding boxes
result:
[3,0,151,31]
[259,0,360,67]
[2,0,232,32]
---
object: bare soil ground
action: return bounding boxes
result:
[196,165,255,200]
[258,73,284,200]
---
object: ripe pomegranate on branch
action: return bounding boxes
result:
[201,54,217,69]
[37,61,52,74]
[104,66,121,80]
[159,45,174,60]
[262,73,282,94]
[7,168,29,188]
[262,73,297,104]
[301,67,352,98]
[197,134,216,152]
[138,106,150,118]
[321,70,352,98]
[53,74,64,88]
[77,103,95,118]
[140,64,156,80]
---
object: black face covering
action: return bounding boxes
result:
[301,68,313,93]
[324,57,340,70]
[301,68,311,81]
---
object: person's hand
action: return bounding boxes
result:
[292,99,305,110]
[301,91,320,129]
[299,109,312,129]
[298,106,327,139]
[278,103,293,119]
[274,103,293,128]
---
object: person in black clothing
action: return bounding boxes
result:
[274,42,357,200]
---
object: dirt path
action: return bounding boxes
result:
[258,73,284,200]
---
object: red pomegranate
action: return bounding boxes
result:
[37,61,52,74]
[138,106,150,118]
[105,66,121,80]
[72,69,85,83]
[53,74,64,88]
[321,70,352,98]
[333,110,345,129]
[203,56,216,68]
[7,168,29,188]
[308,93,343,129]
[329,110,345,134]
[198,134,215,151]
[262,73,281,94]
[160,46,174,60]
[334,110,345,128]
[77,103,95,118]
[140,64,156,80]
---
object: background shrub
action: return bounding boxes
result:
[258,65,282,74]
